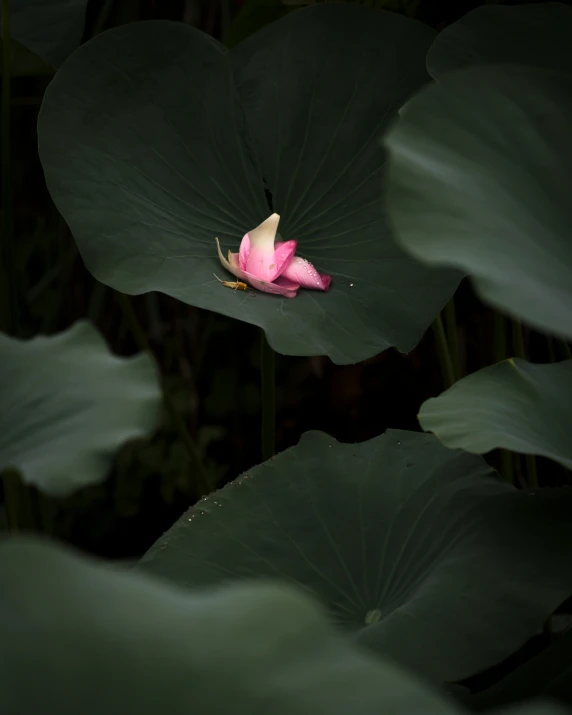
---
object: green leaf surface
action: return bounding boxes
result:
[384,64,572,340]
[426,2,572,80]
[418,359,572,469]
[37,6,461,364]
[0,537,465,715]
[0,320,161,496]
[1,0,87,69]
[139,429,572,682]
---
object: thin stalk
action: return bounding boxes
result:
[194,311,216,378]
[220,0,232,36]
[93,0,115,35]
[546,337,556,363]
[443,298,461,380]
[260,329,276,461]
[493,311,513,483]
[2,469,20,532]
[432,314,456,389]
[2,468,36,533]
[525,453,539,490]
[114,290,212,495]
[87,281,107,323]
[1,1,25,531]
[511,320,539,487]
[500,449,514,486]
[1,0,18,335]
[511,319,526,359]
[493,312,507,364]
[555,339,572,361]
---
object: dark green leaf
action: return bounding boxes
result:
[384,65,572,340]
[139,429,572,682]
[0,320,161,496]
[419,359,572,469]
[0,536,465,715]
[426,3,572,79]
[1,0,87,69]
[38,6,460,364]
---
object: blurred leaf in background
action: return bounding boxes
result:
[0,320,162,497]
[0,0,88,74]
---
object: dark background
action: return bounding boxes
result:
[6,0,571,562]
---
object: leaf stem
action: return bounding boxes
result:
[511,319,526,359]
[555,339,572,361]
[443,297,461,380]
[500,450,514,486]
[525,454,539,490]
[2,469,20,532]
[1,0,26,531]
[493,312,507,364]
[1,0,18,335]
[113,290,212,495]
[492,311,513,484]
[260,329,276,461]
[511,320,539,487]
[432,314,456,389]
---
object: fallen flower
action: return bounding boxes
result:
[215,213,331,299]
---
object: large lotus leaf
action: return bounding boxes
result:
[37,6,461,364]
[383,64,572,341]
[0,320,161,496]
[1,0,87,70]
[463,627,572,712]
[419,359,572,469]
[426,3,572,80]
[138,429,572,682]
[0,537,466,715]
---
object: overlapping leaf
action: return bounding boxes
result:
[37,5,461,363]
[0,537,464,715]
[0,320,161,496]
[418,359,572,469]
[139,429,572,682]
[1,0,88,71]
[426,2,572,80]
[384,64,572,340]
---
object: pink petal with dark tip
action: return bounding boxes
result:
[280,256,331,291]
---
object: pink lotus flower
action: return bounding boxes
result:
[215,213,331,299]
